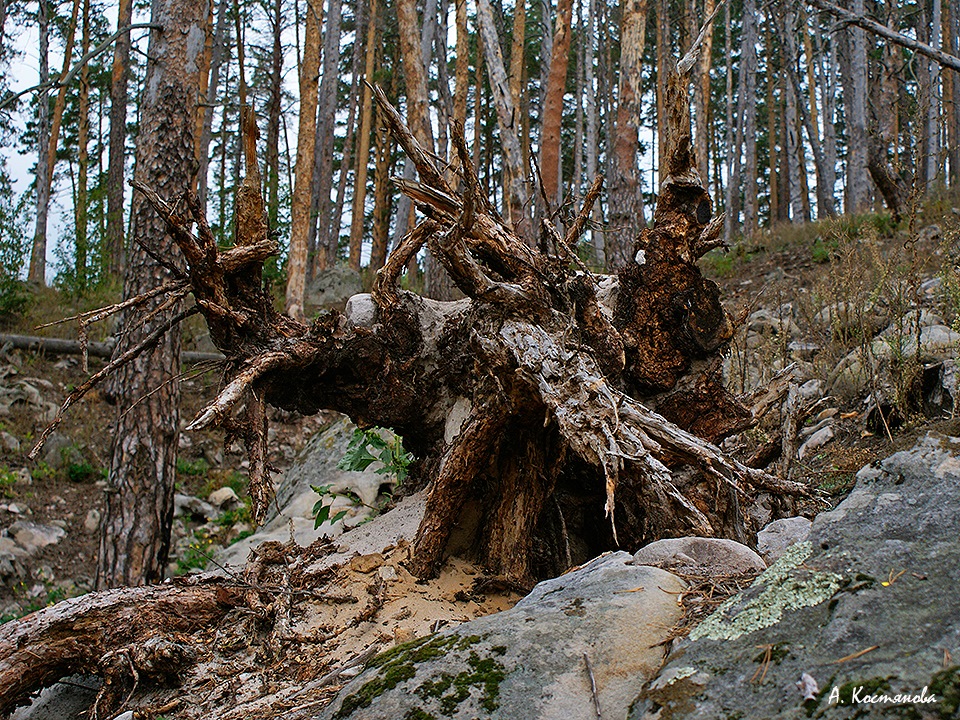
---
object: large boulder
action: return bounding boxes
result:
[629,433,960,719]
[321,552,686,720]
[214,416,401,569]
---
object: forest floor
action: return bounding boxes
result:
[1,198,959,641]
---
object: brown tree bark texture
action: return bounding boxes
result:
[97,0,210,589]
[0,578,240,718]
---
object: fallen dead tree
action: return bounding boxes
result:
[3,39,807,719]
[0,333,224,364]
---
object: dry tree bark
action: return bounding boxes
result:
[0,575,243,718]
[112,50,801,583]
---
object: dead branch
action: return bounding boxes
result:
[0,576,242,717]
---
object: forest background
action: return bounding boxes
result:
[0,0,956,313]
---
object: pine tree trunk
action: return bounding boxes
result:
[540,0,574,208]
[608,0,648,269]
[348,0,378,270]
[285,0,322,320]
[97,0,210,590]
[949,0,960,185]
[694,0,714,192]
[841,0,870,212]
[75,0,91,290]
[369,109,392,273]
[196,0,230,209]
[105,0,134,278]
[476,0,529,237]
[926,0,942,192]
[28,0,51,285]
[584,0,602,266]
[309,0,343,273]
[722,0,735,242]
[264,0,283,228]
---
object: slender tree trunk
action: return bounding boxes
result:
[98,0,210,589]
[503,0,526,204]
[949,0,960,186]
[584,0,602,266]
[75,0,91,290]
[608,0,648,268]
[540,0,574,208]
[926,0,942,192]
[731,0,758,236]
[840,0,870,212]
[572,0,584,198]
[329,21,363,268]
[264,0,283,228]
[783,17,804,222]
[767,45,778,225]
[44,0,80,185]
[197,0,230,208]
[818,24,838,209]
[722,0,735,241]
[308,0,342,273]
[655,0,669,183]
[369,105,392,274]
[28,0,51,285]
[105,0,134,279]
[348,0,378,270]
[694,0,714,190]
[285,0,321,319]
[451,0,469,174]
[476,0,529,237]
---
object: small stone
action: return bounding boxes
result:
[378,565,399,582]
[344,293,378,328]
[83,508,101,534]
[8,520,66,554]
[393,627,416,644]
[798,425,835,460]
[349,552,384,574]
[207,487,240,509]
[174,493,217,520]
[0,431,19,452]
[757,516,812,564]
[632,537,765,577]
[798,379,823,401]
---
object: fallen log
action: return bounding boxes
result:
[0,333,225,364]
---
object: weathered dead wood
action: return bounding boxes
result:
[0,332,224,363]
[0,576,242,717]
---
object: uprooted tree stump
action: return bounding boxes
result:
[116,66,801,583]
[2,45,807,718]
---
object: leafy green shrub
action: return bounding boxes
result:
[176,457,210,477]
[337,428,412,484]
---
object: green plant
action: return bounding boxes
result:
[30,461,56,482]
[338,428,413,485]
[311,484,349,529]
[176,457,210,477]
[66,461,104,483]
[176,532,214,574]
[0,466,17,498]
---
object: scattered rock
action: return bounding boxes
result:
[7,520,66,555]
[797,425,834,459]
[631,537,765,577]
[344,293,378,328]
[0,431,20,452]
[349,552,384,574]
[321,553,685,720]
[756,516,812,564]
[83,509,101,534]
[174,493,217,521]
[207,487,240,509]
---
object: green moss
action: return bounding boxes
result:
[415,651,506,714]
[929,666,960,718]
[404,710,437,720]
[689,542,843,642]
[335,634,495,719]
[752,642,790,665]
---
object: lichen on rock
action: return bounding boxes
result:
[689,541,842,642]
